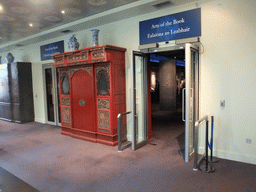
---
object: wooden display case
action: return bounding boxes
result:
[0,62,34,123]
[52,45,126,146]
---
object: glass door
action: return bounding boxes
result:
[184,43,199,162]
[132,51,148,150]
[43,64,61,126]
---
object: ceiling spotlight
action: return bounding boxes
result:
[29,23,33,27]
[61,10,65,14]
[0,5,3,11]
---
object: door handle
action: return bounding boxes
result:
[182,88,185,122]
[79,100,86,106]
[189,88,194,122]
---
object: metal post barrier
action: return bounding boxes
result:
[208,116,219,163]
[193,115,208,171]
[117,111,132,151]
[199,119,215,173]
[193,115,215,173]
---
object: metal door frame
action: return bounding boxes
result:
[184,43,199,162]
[131,51,148,150]
[138,41,200,160]
[42,63,61,126]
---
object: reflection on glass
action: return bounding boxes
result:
[151,71,156,91]
[57,71,61,123]
[135,55,147,143]
[45,68,54,122]
[98,72,109,95]
[62,76,69,94]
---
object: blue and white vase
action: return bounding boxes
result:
[91,29,100,46]
[5,53,14,63]
[68,34,79,51]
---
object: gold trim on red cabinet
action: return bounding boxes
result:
[71,66,92,78]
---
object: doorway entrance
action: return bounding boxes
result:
[42,63,61,126]
[131,43,199,162]
[150,49,186,159]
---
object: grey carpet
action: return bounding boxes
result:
[0,120,256,192]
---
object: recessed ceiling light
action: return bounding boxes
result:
[61,10,65,14]
[0,5,3,11]
[29,23,33,27]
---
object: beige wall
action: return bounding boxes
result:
[1,0,256,164]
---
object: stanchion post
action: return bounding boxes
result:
[211,116,213,162]
[117,114,122,151]
[205,120,209,169]
[199,119,215,173]
[209,116,219,163]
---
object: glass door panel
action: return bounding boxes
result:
[185,43,199,162]
[43,64,61,126]
[132,51,148,150]
[45,68,54,122]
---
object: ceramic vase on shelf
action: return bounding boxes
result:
[91,29,100,46]
[5,53,14,63]
[68,34,79,51]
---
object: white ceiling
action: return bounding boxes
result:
[0,0,205,52]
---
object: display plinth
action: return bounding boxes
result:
[52,45,126,146]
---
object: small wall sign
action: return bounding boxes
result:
[40,40,64,61]
[139,8,201,45]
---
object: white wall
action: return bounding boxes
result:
[199,0,256,164]
[1,0,255,164]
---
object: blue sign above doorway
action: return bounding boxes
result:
[40,40,64,61]
[139,8,201,45]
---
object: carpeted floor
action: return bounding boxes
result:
[0,115,256,191]
[176,131,185,160]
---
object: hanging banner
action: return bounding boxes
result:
[40,40,64,61]
[139,8,201,45]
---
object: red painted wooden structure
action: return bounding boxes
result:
[52,45,126,146]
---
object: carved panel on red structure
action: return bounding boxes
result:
[62,97,70,106]
[60,69,70,95]
[98,110,110,129]
[97,99,110,109]
[96,65,110,96]
[62,107,70,122]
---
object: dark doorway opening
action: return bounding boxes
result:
[149,49,186,159]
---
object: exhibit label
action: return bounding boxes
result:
[40,40,64,61]
[139,8,201,45]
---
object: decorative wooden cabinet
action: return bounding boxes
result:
[52,45,126,146]
[0,62,34,123]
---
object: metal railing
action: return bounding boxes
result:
[193,115,217,173]
[193,115,209,171]
[117,111,132,151]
